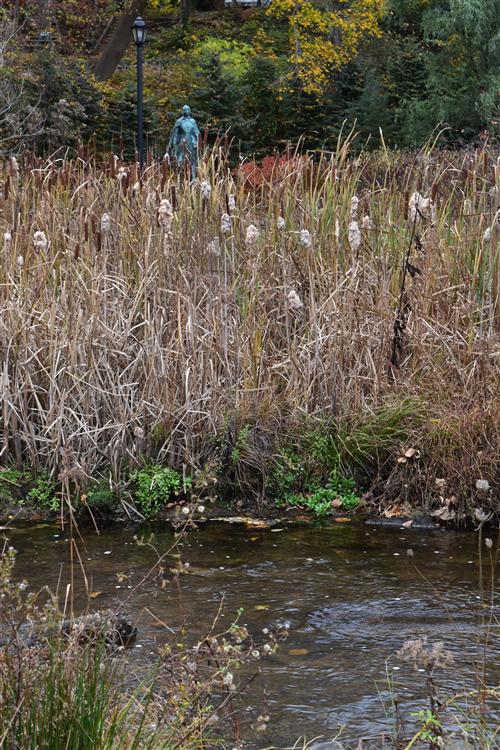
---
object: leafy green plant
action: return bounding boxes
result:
[266,448,306,499]
[281,474,360,517]
[26,472,59,512]
[131,465,191,518]
[84,479,116,511]
[230,424,251,465]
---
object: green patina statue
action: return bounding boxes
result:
[166,105,200,180]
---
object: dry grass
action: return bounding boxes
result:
[0,140,498,514]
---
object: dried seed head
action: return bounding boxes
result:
[300,229,312,248]
[4,231,12,248]
[17,254,24,267]
[221,213,231,235]
[474,507,491,523]
[245,224,259,245]
[287,289,303,310]
[33,231,48,251]
[408,192,431,222]
[277,216,286,230]
[117,167,127,181]
[361,215,373,230]
[101,213,111,233]
[208,237,221,256]
[228,194,237,213]
[475,479,490,493]
[145,190,157,210]
[350,195,359,220]
[158,199,173,230]
[200,180,211,199]
[482,227,491,243]
[348,221,361,252]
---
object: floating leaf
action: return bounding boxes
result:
[288,648,308,656]
[402,520,414,528]
[254,604,270,611]
[90,591,102,598]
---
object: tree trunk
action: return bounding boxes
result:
[94,0,148,82]
[180,0,191,25]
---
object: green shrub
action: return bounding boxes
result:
[131,465,191,518]
[84,479,116,511]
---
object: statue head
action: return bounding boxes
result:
[182,105,191,117]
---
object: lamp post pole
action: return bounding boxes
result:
[132,17,146,177]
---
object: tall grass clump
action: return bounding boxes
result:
[0,542,280,748]
[0,142,498,519]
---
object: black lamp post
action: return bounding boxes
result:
[132,16,146,176]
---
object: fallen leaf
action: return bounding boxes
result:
[401,520,414,528]
[431,507,456,521]
[334,517,351,523]
[254,604,270,611]
[90,591,102,599]
[288,648,308,656]
[383,505,402,518]
[331,498,343,509]
[404,447,417,458]
[270,528,285,533]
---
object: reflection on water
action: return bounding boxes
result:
[5,520,499,746]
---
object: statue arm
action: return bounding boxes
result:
[167,120,181,153]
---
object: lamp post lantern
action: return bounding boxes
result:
[132,16,146,177]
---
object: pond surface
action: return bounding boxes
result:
[5,519,499,747]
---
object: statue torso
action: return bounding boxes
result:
[175,116,199,146]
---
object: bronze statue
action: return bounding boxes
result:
[166,105,200,180]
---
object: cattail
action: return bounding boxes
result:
[163,233,171,254]
[299,229,312,248]
[146,190,157,210]
[158,199,173,230]
[245,224,259,245]
[132,181,140,195]
[482,227,491,243]
[208,237,221,256]
[33,231,48,251]
[361,215,373,230]
[335,217,340,242]
[228,194,237,213]
[117,167,127,181]
[287,289,303,310]
[408,192,431,222]
[350,195,359,220]
[17,254,24,267]
[348,221,361,252]
[9,156,19,181]
[101,213,111,233]
[200,180,211,199]
[4,231,12,250]
[277,216,285,230]
[463,198,472,215]
[221,213,231,235]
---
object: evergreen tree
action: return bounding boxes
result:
[190,52,245,142]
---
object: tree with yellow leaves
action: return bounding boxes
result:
[267,0,384,95]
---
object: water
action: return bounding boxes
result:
[5,519,499,746]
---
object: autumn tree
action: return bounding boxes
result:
[267,0,384,95]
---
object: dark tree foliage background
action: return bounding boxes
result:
[0,0,498,157]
